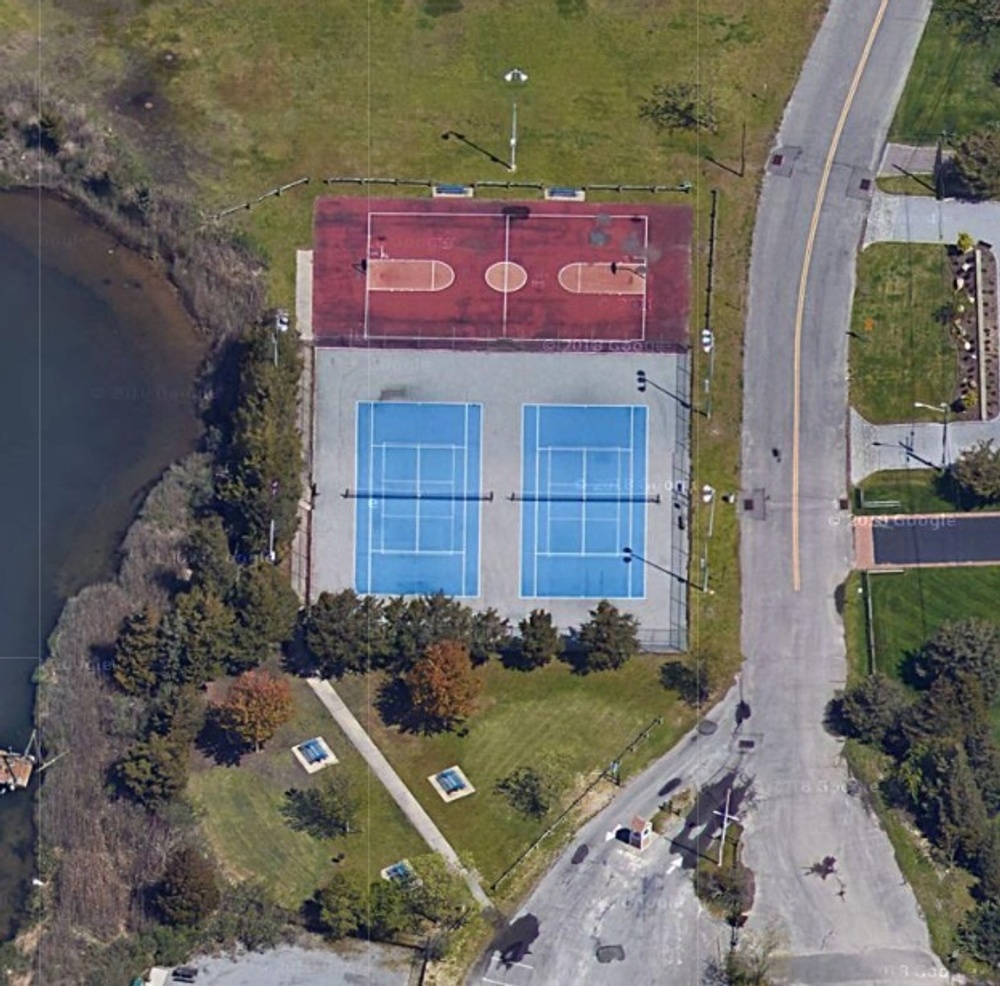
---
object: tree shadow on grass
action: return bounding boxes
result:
[195,708,245,766]
[375,676,455,736]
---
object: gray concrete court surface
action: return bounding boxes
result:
[164,942,413,986]
[311,348,690,649]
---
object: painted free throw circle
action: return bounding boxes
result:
[484,260,528,293]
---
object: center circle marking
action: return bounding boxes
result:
[485,260,528,293]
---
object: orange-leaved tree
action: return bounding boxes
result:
[404,639,480,732]
[215,669,294,751]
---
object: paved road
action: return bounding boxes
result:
[469,690,746,986]
[472,4,951,985]
[306,678,491,908]
[741,1,946,983]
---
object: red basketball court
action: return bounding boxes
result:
[312,198,692,351]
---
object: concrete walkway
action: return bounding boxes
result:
[306,677,492,909]
[877,141,948,177]
[864,188,1000,249]
[850,407,1000,484]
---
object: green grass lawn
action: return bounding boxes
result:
[875,174,936,197]
[855,469,962,515]
[849,243,957,424]
[188,676,426,909]
[891,8,1000,144]
[335,656,696,889]
[865,566,1000,681]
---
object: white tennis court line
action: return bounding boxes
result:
[366,405,375,590]
[534,407,541,594]
[461,406,470,595]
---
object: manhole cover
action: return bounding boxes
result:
[697,719,718,736]
[571,844,589,865]
[596,945,625,963]
[743,498,755,511]
[738,739,756,751]
[859,178,871,191]
[771,153,784,166]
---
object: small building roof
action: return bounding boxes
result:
[630,815,650,832]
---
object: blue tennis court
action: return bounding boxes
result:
[355,402,482,596]
[521,404,647,598]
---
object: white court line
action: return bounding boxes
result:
[502,215,511,338]
[370,548,459,557]
[375,441,464,451]
[366,209,639,220]
[461,406,470,595]
[534,408,542,595]
[641,215,649,342]
[363,213,373,342]
[366,405,376,590]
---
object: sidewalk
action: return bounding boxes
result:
[306,677,492,909]
[849,407,1000,484]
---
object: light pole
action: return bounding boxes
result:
[913,401,950,470]
[622,546,711,594]
[636,369,704,417]
[503,68,528,172]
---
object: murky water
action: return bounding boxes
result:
[0,190,206,939]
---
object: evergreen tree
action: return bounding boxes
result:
[304,590,388,676]
[186,514,239,597]
[115,734,189,809]
[216,327,303,558]
[469,608,511,665]
[159,587,237,686]
[229,560,300,669]
[156,846,221,927]
[515,609,562,670]
[112,606,161,696]
[576,600,640,672]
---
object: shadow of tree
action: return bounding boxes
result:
[195,707,245,766]
[375,676,453,735]
[280,787,345,839]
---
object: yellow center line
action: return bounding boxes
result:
[792,0,889,591]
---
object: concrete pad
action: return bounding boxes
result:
[311,348,691,649]
[174,942,412,986]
